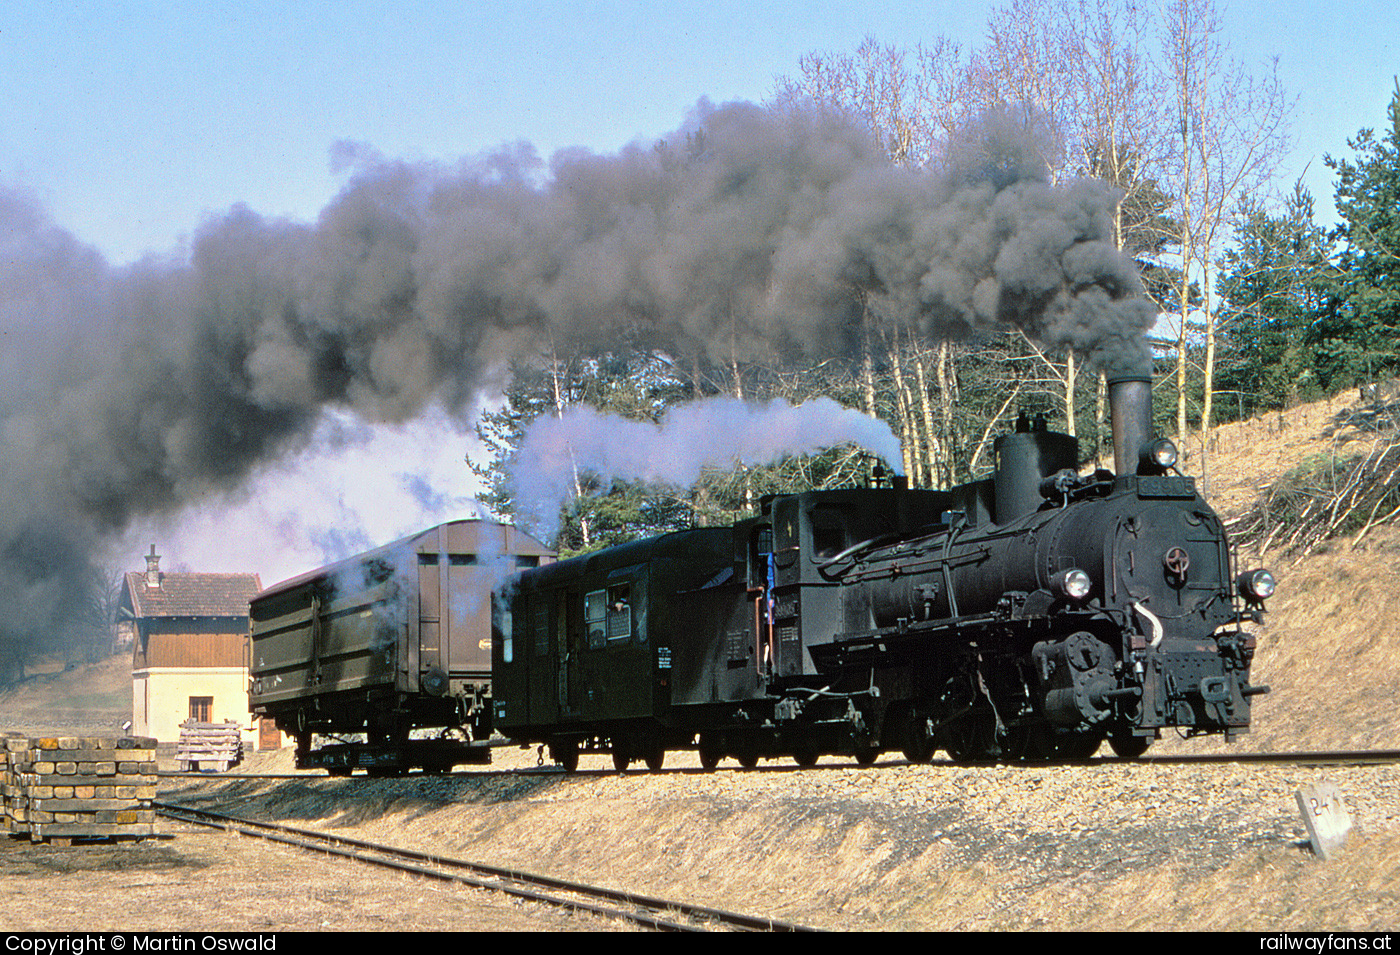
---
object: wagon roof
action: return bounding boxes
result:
[253,518,552,600]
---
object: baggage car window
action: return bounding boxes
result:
[586,590,607,648]
[531,599,549,656]
[494,595,513,663]
[630,577,647,644]
[606,584,631,643]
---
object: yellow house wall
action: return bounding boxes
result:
[131,666,254,745]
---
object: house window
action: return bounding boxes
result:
[189,696,213,722]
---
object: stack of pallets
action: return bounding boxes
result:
[2,735,158,844]
[176,719,243,772]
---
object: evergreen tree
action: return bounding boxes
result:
[470,352,693,555]
[1319,80,1400,390]
[1215,185,1334,414]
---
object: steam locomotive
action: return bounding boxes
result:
[493,374,1272,769]
[249,374,1272,772]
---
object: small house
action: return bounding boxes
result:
[122,547,261,744]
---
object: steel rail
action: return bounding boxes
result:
[153,801,815,932]
[1135,749,1400,767]
[159,748,1400,782]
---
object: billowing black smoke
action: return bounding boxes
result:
[0,99,1155,656]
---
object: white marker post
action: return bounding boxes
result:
[1294,782,1352,860]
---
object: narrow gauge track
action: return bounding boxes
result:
[1138,749,1400,768]
[159,748,1400,783]
[152,801,815,933]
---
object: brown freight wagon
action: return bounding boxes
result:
[248,520,552,774]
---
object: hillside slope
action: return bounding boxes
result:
[1156,390,1400,753]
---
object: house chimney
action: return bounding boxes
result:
[145,545,161,588]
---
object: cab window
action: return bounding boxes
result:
[810,503,852,558]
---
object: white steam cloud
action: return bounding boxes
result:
[509,397,902,536]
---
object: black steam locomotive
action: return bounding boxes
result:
[493,375,1272,769]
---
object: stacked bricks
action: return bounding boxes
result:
[1,733,25,834]
[177,719,243,772]
[2,735,158,843]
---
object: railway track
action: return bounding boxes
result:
[152,801,816,932]
[159,747,1400,782]
[1139,748,1400,767]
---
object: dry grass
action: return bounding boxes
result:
[1153,390,1400,755]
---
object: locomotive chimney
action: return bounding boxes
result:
[1107,375,1154,475]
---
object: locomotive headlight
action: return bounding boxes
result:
[1051,568,1093,602]
[1237,568,1276,603]
[1139,438,1179,473]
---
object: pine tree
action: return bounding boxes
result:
[1319,80,1400,390]
[1215,185,1334,414]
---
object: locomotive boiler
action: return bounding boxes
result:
[495,375,1272,768]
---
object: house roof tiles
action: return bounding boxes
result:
[123,572,262,619]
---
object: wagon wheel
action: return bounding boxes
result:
[1108,730,1151,760]
[643,747,665,772]
[900,711,935,764]
[943,709,997,764]
[549,739,580,774]
[1000,724,1050,763]
[1053,731,1104,760]
[611,746,632,773]
[697,735,722,771]
[733,740,760,769]
[791,741,820,768]
[853,743,880,767]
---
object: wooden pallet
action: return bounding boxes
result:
[176,720,243,772]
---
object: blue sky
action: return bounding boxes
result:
[5,1,1394,265]
[2,0,1395,581]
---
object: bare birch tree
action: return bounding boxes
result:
[1159,0,1292,441]
[773,36,974,487]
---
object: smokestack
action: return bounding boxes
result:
[1107,375,1153,476]
[145,545,161,589]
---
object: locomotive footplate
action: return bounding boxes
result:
[298,737,493,774]
[819,612,1060,670]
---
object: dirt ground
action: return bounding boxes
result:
[0,816,623,932]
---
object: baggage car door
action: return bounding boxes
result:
[579,567,651,722]
[525,592,557,726]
